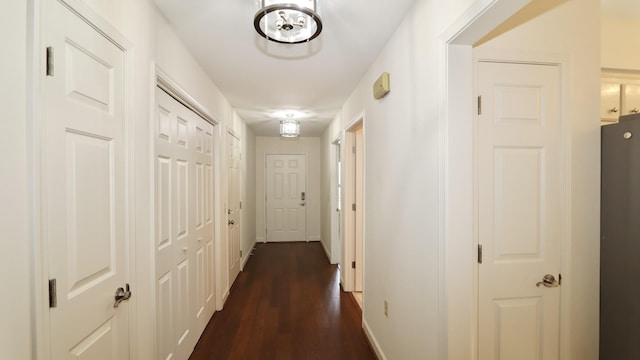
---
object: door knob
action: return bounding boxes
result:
[300,202,306,207]
[114,284,132,308]
[228,220,235,225]
[536,274,560,288]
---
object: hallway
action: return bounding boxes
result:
[189,242,376,360]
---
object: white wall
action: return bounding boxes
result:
[324,0,476,357]
[602,15,640,71]
[0,1,31,359]
[323,0,600,359]
[255,136,321,242]
[320,130,332,258]
[320,113,343,263]
[473,1,600,358]
[4,0,255,358]
[241,123,257,266]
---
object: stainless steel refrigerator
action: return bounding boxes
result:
[600,113,640,359]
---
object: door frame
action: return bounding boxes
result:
[31,0,136,358]
[440,1,574,358]
[330,136,342,265]
[153,66,223,317]
[264,153,308,242]
[341,115,364,292]
[226,129,241,288]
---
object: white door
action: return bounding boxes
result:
[155,88,215,360]
[227,132,241,286]
[45,1,130,358]
[266,155,307,242]
[477,61,562,360]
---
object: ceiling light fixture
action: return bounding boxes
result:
[280,118,300,138]
[254,0,322,44]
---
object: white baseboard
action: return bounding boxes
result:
[241,240,256,270]
[308,236,321,242]
[363,319,387,360]
[218,288,229,311]
[320,239,331,262]
[256,237,265,243]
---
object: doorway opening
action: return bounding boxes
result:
[342,118,364,309]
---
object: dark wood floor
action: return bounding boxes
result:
[189,242,376,360]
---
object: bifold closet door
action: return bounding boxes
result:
[155,87,216,360]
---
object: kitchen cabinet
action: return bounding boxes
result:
[601,72,640,124]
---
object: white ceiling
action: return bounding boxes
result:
[153,0,417,136]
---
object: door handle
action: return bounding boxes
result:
[228,220,235,225]
[300,202,306,207]
[536,274,560,288]
[114,284,132,308]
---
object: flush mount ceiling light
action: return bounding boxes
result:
[280,118,300,137]
[254,0,322,44]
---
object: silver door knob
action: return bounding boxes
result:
[228,220,235,225]
[536,274,560,288]
[300,202,306,206]
[114,284,132,308]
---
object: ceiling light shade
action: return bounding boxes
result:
[254,0,322,44]
[280,119,300,137]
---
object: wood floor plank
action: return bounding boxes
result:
[189,242,376,360]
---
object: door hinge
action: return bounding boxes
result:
[239,201,242,209]
[477,96,482,115]
[228,208,231,215]
[49,279,57,308]
[352,146,356,154]
[46,46,54,76]
[352,203,356,211]
[240,250,243,258]
[477,244,483,264]
[352,261,356,269]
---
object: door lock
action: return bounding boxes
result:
[536,274,560,288]
[114,284,132,308]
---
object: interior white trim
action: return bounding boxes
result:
[363,318,387,360]
[340,115,364,293]
[156,66,219,126]
[439,0,533,359]
[241,240,256,269]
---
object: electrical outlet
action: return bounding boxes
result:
[384,300,389,317]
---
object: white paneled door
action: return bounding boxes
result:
[227,132,241,286]
[45,1,130,358]
[266,155,307,242]
[477,61,563,360]
[155,88,215,360]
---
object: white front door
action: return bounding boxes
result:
[266,154,307,242]
[45,1,130,358]
[477,61,563,359]
[227,132,241,285]
[155,88,215,360]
